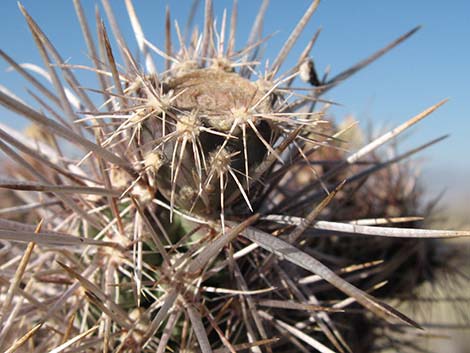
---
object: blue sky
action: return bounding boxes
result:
[1,1,469,204]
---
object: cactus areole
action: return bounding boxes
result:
[142,68,276,217]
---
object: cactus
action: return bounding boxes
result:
[0,1,468,352]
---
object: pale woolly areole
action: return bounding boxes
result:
[0,1,468,353]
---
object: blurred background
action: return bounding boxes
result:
[1,1,469,215]
[0,1,469,352]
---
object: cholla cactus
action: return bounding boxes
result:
[0,1,468,352]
